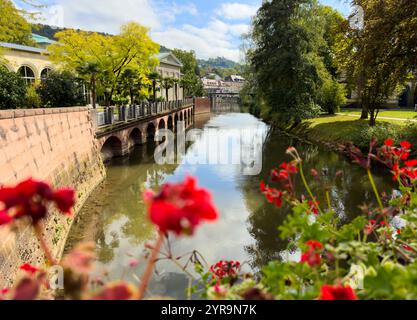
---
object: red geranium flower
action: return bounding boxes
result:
[400,141,411,150]
[0,178,76,225]
[405,159,417,167]
[364,220,377,235]
[0,210,12,226]
[319,284,358,300]
[91,283,137,300]
[384,138,394,147]
[144,176,218,236]
[260,181,283,208]
[306,240,323,250]
[300,241,323,267]
[19,263,40,275]
[52,189,76,215]
[210,260,241,280]
[301,250,321,267]
[308,199,319,215]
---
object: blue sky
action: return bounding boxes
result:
[19,0,352,62]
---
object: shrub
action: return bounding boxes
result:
[317,78,346,115]
[0,66,26,109]
[37,71,85,108]
[351,121,402,149]
[24,84,42,108]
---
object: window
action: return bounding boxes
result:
[18,66,35,85]
[41,68,51,81]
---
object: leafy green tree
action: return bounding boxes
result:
[37,71,84,108]
[337,0,417,125]
[0,0,34,46]
[148,71,161,102]
[76,62,100,108]
[161,77,174,101]
[117,68,150,104]
[0,66,26,109]
[249,0,327,125]
[171,49,204,97]
[48,22,160,107]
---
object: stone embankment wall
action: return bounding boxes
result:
[194,97,211,115]
[0,107,105,287]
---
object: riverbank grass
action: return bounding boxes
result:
[292,114,417,150]
[341,109,417,120]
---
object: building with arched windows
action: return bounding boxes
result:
[1,34,185,103]
[0,34,55,82]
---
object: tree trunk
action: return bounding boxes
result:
[91,75,97,109]
[369,108,376,126]
[130,88,134,105]
[166,88,169,101]
[153,81,156,102]
[360,104,368,119]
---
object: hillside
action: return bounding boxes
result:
[198,57,239,69]
[31,24,171,52]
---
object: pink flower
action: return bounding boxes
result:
[128,258,139,268]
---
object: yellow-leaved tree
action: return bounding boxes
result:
[48,22,160,108]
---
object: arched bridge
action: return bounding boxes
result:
[93,99,195,161]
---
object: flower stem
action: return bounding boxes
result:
[299,162,323,215]
[326,191,332,211]
[138,231,164,300]
[169,257,197,281]
[34,222,57,266]
[367,169,384,211]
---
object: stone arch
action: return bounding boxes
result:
[158,118,166,130]
[0,63,13,72]
[180,111,184,122]
[101,136,123,161]
[146,122,156,141]
[128,127,142,148]
[184,110,188,126]
[167,115,173,131]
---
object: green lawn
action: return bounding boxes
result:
[291,114,417,151]
[340,109,417,120]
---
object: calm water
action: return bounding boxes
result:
[65,111,393,299]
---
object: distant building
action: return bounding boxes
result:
[225,74,245,83]
[155,52,184,101]
[202,75,246,94]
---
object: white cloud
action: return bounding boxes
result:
[37,0,166,33]
[31,1,248,62]
[218,2,258,21]
[152,19,247,62]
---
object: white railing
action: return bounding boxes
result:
[96,98,194,127]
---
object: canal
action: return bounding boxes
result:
[65,110,393,299]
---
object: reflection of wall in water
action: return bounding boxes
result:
[211,94,241,113]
